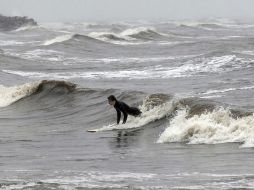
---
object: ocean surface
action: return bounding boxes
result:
[1,19,254,189]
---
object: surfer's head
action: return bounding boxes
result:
[108,95,117,106]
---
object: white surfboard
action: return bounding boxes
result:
[87,123,117,133]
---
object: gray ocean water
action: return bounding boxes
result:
[1,20,254,189]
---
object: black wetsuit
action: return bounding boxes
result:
[114,101,142,124]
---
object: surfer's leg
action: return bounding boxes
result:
[128,107,142,117]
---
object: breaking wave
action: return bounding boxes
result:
[0,80,76,107]
[158,105,254,148]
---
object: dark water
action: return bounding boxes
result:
[1,20,254,189]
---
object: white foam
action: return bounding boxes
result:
[158,107,254,148]
[42,171,156,189]
[1,182,37,190]
[0,82,39,107]
[0,40,25,46]
[4,49,65,62]
[43,34,73,46]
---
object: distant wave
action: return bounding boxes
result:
[89,32,128,42]
[176,21,231,30]
[43,33,113,47]
[120,27,166,40]
[198,86,254,99]
[88,27,168,44]
[3,49,66,62]
[3,55,253,79]
[195,23,227,30]
[40,28,170,47]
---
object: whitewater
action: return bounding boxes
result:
[1,19,254,189]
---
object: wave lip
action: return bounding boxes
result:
[158,107,254,148]
[0,82,39,107]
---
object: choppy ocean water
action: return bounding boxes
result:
[1,20,254,189]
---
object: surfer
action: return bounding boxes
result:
[108,95,142,124]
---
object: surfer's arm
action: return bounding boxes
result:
[116,109,121,124]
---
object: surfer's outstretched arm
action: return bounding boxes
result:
[116,109,121,124]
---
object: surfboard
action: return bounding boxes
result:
[87,127,141,133]
[86,123,146,133]
[87,129,100,133]
[87,124,117,133]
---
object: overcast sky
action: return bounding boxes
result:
[0,0,254,22]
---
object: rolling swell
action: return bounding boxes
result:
[2,81,252,119]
